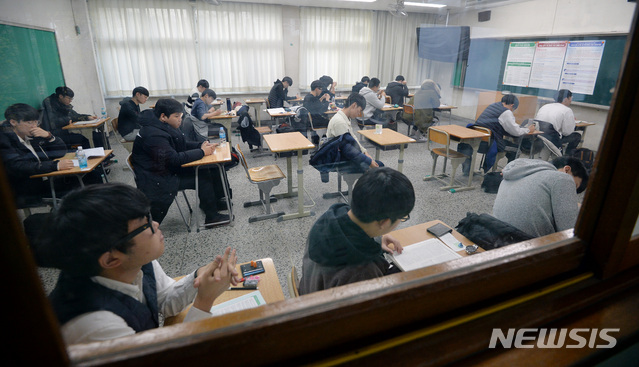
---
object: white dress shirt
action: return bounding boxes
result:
[535,102,576,137]
[498,110,529,137]
[326,110,367,154]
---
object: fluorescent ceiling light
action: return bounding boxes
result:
[405,2,447,8]
[341,0,377,2]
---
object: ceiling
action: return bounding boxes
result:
[203,0,535,14]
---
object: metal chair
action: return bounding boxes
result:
[287,266,300,298]
[424,127,469,191]
[235,144,286,223]
[470,126,505,173]
[126,154,193,231]
[110,118,133,153]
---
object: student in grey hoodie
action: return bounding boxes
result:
[299,167,415,295]
[493,157,588,238]
[359,77,388,127]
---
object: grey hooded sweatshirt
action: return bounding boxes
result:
[492,159,579,238]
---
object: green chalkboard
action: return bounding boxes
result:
[464,35,626,106]
[0,23,65,116]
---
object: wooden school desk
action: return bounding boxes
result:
[181,144,233,232]
[267,108,295,125]
[357,128,416,173]
[575,121,596,148]
[62,117,110,148]
[208,113,234,144]
[514,130,545,159]
[389,219,484,257]
[30,149,112,208]
[245,98,265,126]
[434,104,458,124]
[426,125,489,192]
[262,132,315,221]
[164,257,285,326]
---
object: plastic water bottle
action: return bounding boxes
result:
[219,127,226,147]
[76,147,88,170]
[101,108,106,120]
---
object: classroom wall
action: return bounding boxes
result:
[0,0,105,117]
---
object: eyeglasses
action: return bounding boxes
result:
[400,214,410,222]
[113,213,154,249]
[21,120,41,126]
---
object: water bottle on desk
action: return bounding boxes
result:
[219,127,226,147]
[76,147,88,170]
[101,108,106,120]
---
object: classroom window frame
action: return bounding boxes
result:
[4,7,639,367]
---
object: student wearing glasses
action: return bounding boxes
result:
[41,86,98,150]
[0,103,98,207]
[38,183,241,345]
[299,167,415,295]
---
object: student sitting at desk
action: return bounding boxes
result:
[319,75,337,100]
[189,88,224,138]
[268,76,297,108]
[0,103,101,207]
[117,86,149,142]
[404,79,441,142]
[359,77,389,128]
[385,75,409,107]
[351,76,369,94]
[132,98,229,225]
[184,79,209,114]
[534,89,581,156]
[37,183,240,345]
[41,86,97,150]
[458,94,535,175]
[303,80,331,128]
[299,167,414,295]
[325,93,383,171]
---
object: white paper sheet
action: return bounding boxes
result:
[209,290,266,316]
[388,238,462,272]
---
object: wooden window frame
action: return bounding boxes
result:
[5,7,639,366]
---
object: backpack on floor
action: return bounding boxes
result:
[572,148,595,172]
[481,172,503,193]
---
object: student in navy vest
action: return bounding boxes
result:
[41,184,240,344]
[459,94,535,175]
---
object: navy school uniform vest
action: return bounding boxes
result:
[475,102,510,152]
[49,263,159,333]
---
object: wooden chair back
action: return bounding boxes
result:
[428,127,450,147]
[470,126,492,143]
[288,266,300,298]
[235,143,250,175]
[403,104,414,114]
[126,153,136,179]
[385,95,391,104]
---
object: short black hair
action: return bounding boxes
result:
[552,156,589,194]
[55,86,74,98]
[369,78,381,88]
[501,94,520,110]
[351,167,415,223]
[153,98,184,119]
[556,89,573,103]
[132,86,149,97]
[395,75,405,81]
[201,88,216,99]
[35,184,150,276]
[346,93,366,110]
[5,103,39,122]
[361,76,370,83]
[282,76,293,86]
[310,80,323,91]
[197,79,209,88]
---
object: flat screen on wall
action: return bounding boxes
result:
[417,26,470,63]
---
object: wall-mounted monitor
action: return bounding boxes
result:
[417,26,470,63]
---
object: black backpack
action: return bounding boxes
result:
[572,148,595,172]
[481,172,503,193]
[455,212,534,250]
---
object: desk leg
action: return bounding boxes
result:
[195,166,200,233]
[274,156,296,199]
[578,126,588,148]
[49,178,58,209]
[397,144,405,173]
[456,138,480,192]
[278,150,314,221]
[375,147,381,162]
[254,105,261,127]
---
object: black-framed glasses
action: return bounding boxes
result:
[113,213,154,248]
[400,214,410,222]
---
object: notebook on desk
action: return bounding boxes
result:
[385,238,462,272]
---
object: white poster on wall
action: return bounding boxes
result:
[559,40,606,95]
[528,41,568,90]
[502,42,536,87]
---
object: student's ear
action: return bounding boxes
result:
[98,250,124,270]
[564,165,572,175]
[159,113,167,123]
[378,218,393,229]
[9,119,19,127]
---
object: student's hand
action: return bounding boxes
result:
[29,127,52,139]
[369,160,379,168]
[89,115,98,120]
[201,141,215,156]
[192,247,239,312]
[528,125,536,133]
[57,159,74,171]
[321,93,330,102]
[381,234,403,254]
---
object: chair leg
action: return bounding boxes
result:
[247,180,284,223]
[174,196,191,232]
[182,191,193,213]
[425,153,438,180]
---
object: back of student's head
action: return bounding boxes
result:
[556,89,573,103]
[368,78,381,89]
[310,80,323,91]
[395,75,405,82]
[153,98,183,119]
[552,156,589,194]
[55,86,74,98]
[351,167,415,223]
[5,103,39,122]
[501,94,519,110]
[361,76,370,83]
[346,93,366,110]
[282,76,293,86]
[132,86,149,97]
[201,88,216,99]
[36,184,151,276]
[197,79,209,88]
